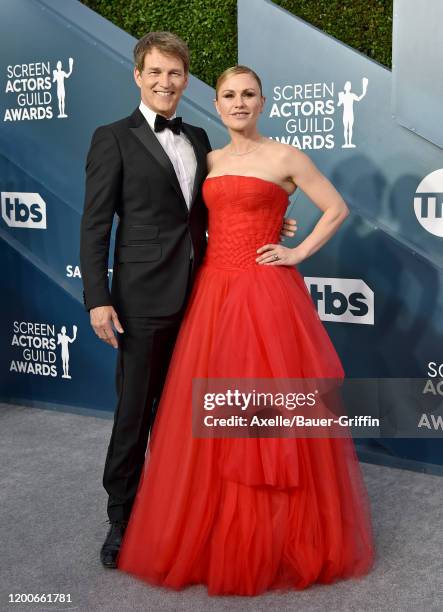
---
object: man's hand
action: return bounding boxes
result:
[281,216,297,239]
[90,305,124,349]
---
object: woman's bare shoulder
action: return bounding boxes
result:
[207,147,227,172]
[264,138,307,161]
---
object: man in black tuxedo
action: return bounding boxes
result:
[80,31,212,568]
[80,32,295,569]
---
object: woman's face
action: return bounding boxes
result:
[215,73,264,131]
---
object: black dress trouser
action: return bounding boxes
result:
[103,265,193,522]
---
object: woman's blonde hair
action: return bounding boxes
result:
[215,65,263,99]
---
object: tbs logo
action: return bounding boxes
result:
[304,277,374,325]
[1,192,47,229]
[413,169,443,237]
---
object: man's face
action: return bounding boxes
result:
[134,47,188,118]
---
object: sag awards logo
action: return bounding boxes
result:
[422,361,443,396]
[269,77,368,150]
[1,192,47,229]
[413,169,443,238]
[3,58,74,122]
[66,264,113,279]
[418,360,443,432]
[9,321,78,379]
[304,277,374,325]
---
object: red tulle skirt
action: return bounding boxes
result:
[117,264,375,596]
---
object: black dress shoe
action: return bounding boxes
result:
[100,520,128,568]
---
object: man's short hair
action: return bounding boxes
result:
[134,32,190,74]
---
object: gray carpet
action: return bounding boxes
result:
[0,402,441,612]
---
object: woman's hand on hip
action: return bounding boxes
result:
[256,244,306,266]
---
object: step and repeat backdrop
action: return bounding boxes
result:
[0,0,442,464]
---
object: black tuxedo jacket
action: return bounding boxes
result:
[80,108,210,316]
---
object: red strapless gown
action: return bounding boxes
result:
[117,175,375,595]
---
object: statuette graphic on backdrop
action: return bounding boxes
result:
[338,77,368,148]
[57,325,77,379]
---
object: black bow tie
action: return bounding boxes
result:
[154,114,182,135]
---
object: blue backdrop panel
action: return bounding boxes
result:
[0,0,226,412]
[392,0,443,148]
[0,237,115,411]
[238,0,443,464]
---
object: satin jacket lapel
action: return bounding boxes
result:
[129,118,187,211]
[181,123,207,209]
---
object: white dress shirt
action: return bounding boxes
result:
[139,101,197,209]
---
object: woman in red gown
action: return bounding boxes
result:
[117,66,375,596]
